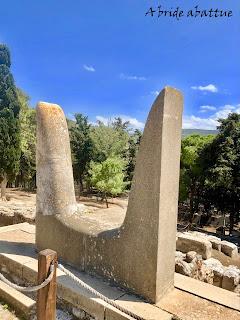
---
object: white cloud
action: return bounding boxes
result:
[184,103,240,130]
[199,105,217,113]
[151,91,160,96]
[94,115,144,130]
[120,73,146,81]
[191,84,218,93]
[95,116,109,126]
[183,116,218,130]
[119,115,145,129]
[83,64,95,72]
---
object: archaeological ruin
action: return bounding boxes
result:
[0,86,239,320]
[36,87,183,303]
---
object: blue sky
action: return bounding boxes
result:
[0,0,239,130]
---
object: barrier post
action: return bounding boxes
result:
[37,249,57,320]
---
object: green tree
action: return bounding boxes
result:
[180,134,214,217]
[200,113,240,234]
[90,121,129,162]
[89,157,127,207]
[112,117,130,132]
[70,114,93,193]
[125,129,142,184]
[0,44,21,200]
[18,89,36,189]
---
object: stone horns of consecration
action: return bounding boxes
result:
[36,101,78,216]
[35,87,183,304]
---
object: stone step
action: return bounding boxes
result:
[0,223,172,320]
[0,279,36,319]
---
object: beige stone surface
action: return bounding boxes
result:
[186,251,197,263]
[159,288,240,320]
[222,267,240,291]
[0,228,36,281]
[1,224,240,320]
[0,191,36,226]
[175,259,193,277]
[177,233,212,259]
[174,273,240,311]
[36,102,78,217]
[208,236,221,251]
[221,240,238,258]
[111,294,173,320]
[105,305,135,320]
[203,258,224,287]
[36,87,183,303]
[0,222,30,233]
[0,280,36,318]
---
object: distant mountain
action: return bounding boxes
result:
[182,129,218,137]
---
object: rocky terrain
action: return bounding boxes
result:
[0,190,36,226]
[176,231,240,293]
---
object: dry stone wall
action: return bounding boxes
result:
[175,231,240,293]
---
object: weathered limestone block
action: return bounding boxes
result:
[222,266,240,291]
[221,241,238,258]
[189,254,214,284]
[203,258,224,287]
[36,87,183,303]
[188,231,221,251]
[176,233,212,259]
[186,251,197,263]
[175,251,186,261]
[36,102,78,216]
[200,266,214,284]
[175,260,193,277]
[208,236,221,251]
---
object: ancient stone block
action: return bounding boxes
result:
[175,251,186,261]
[175,260,193,277]
[36,87,183,303]
[186,251,197,263]
[176,233,212,259]
[222,267,240,291]
[221,241,238,258]
[203,258,224,287]
[208,236,221,251]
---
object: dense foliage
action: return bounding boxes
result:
[18,89,36,189]
[89,157,128,207]
[0,44,21,199]
[199,114,240,233]
[180,134,214,215]
[69,115,140,202]
[70,114,93,193]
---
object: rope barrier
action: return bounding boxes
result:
[0,263,54,292]
[58,263,149,320]
[0,258,151,319]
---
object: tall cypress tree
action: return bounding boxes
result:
[0,44,21,200]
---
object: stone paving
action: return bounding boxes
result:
[0,223,239,320]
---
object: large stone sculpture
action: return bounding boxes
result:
[36,87,183,303]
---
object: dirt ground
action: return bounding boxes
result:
[0,188,128,227]
[212,249,240,268]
